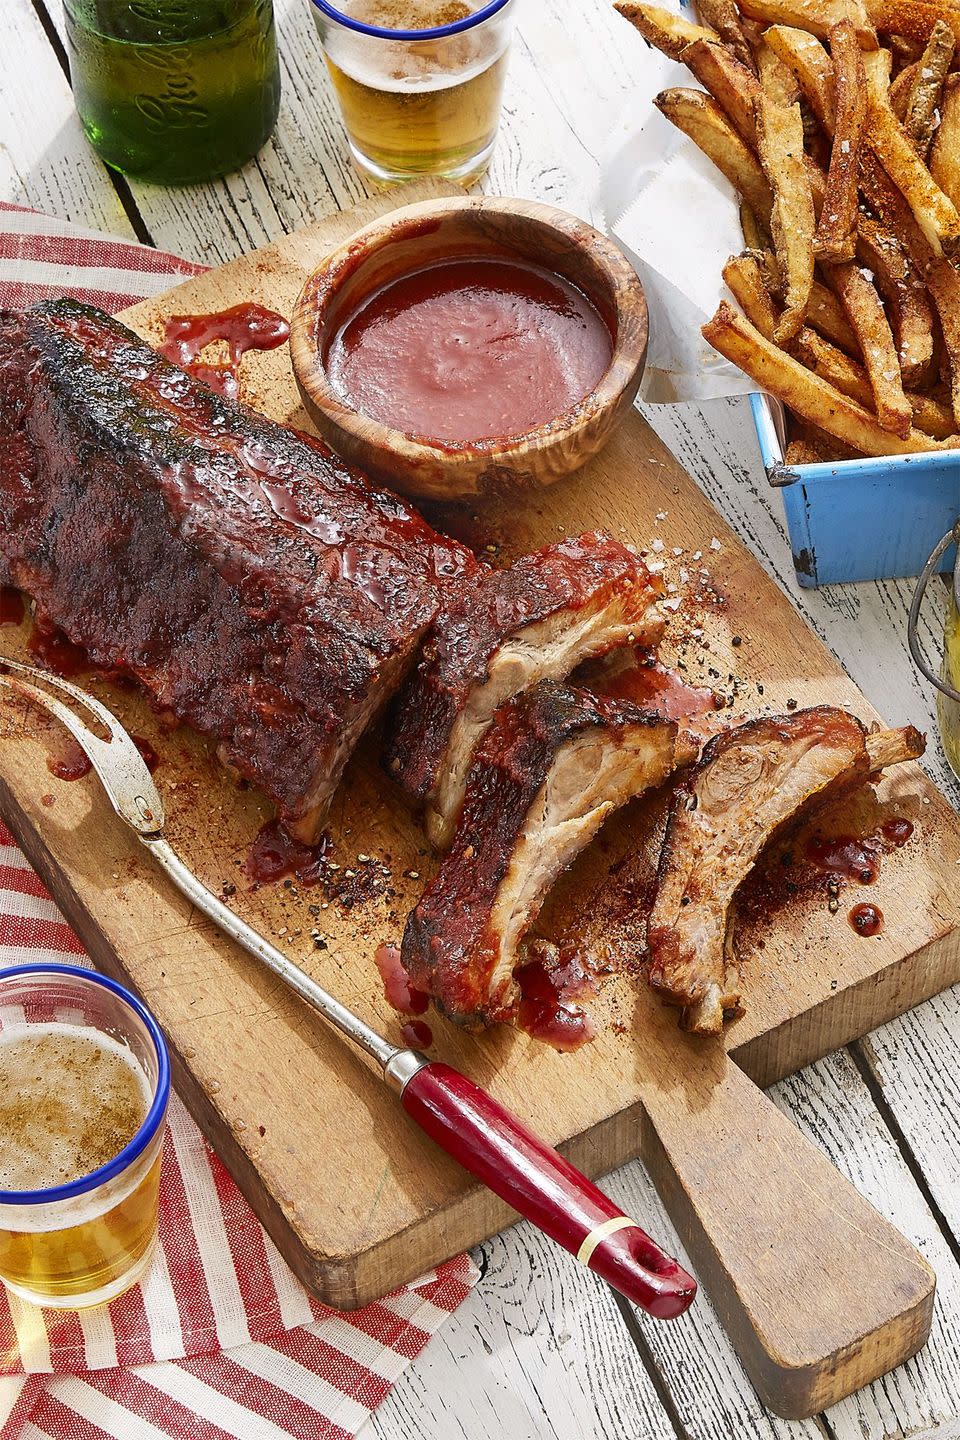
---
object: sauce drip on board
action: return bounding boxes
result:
[159,303,290,402]
[849,902,883,937]
[327,257,613,443]
[375,944,430,1017]
[0,587,24,627]
[46,739,93,783]
[881,817,914,847]
[805,833,880,885]
[514,945,599,1053]
[400,1019,434,1049]
[244,818,330,889]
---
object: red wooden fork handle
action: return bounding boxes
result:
[401,1061,696,1320]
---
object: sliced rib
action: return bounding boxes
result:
[385,532,664,850]
[647,706,925,1035]
[0,300,475,841]
[402,680,694,1029]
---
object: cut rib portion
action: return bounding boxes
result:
[385,533,664,851]
[402,680,693,1029]
[0,300,475,841]
[647,707,925,1035]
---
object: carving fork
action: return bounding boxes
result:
[0,657,696,1320]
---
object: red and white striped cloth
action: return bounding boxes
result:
[0,205,478,1439]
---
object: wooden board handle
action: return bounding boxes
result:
[640,1044,935,1418]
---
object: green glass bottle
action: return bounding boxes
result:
[63,1,281,185]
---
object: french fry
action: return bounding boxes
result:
[740,199,769,249]
[866,1,960,49]
[763,24,835,132]
[808,278,860,352]
[864,47,960,260]
[754,90,815,341]
[902,20,955,156]
[890,62,920,122]
[756,37,801,105]
[784,437,826,464]
[723,252,780,335]
[680,39,761,146]
[795,326,955,435]
[857,166,960,422]
[931,74,960,209]
[821,260,912,436]
[858,149,933,271]
[856,214,935,388]
[910,393,959,440]
[654,89,774,222]
[791,421,862,460]
[701,301,949,453]
[695,0,758,71]
[812,20,865,263]
[738,0,876,48]
[925,258,960,427]
[614,2,718,59]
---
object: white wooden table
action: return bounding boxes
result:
[6,1,960,1434]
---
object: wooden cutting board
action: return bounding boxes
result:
[3,181,960,1419]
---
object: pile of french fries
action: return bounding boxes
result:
[616,0,960,463]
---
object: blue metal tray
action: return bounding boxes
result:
[750,393,960,588]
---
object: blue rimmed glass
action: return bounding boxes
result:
[0,964,170,1309]
[308,0,517,183]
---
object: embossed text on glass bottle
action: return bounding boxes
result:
[63,1,281,185]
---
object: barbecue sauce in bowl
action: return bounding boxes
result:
[291,196,649,500]
[326,257,614,444]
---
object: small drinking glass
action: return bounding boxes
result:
[0,964,170,1310]
[309,0,517,184]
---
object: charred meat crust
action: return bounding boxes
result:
[402,680,685,1029]
[646,706,924,1035]
[384,531,664,849]
[0,299,475,840]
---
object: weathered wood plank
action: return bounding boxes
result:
[857,990,960,1265]
[2,0,134,236]
[368,1232,678,1440]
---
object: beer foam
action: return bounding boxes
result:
[327,0,500,93]
[0,1025,152,1192]
[339,0,477,27]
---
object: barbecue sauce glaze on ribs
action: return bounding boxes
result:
[402,680,696,1029]
[647,706,925,1035]
[0,299,476,841]
[385,532,665,851]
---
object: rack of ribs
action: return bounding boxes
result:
[384,532,665,851]
[0,299,475,842]
[402,679,696,1029]
[647,706,925,1035]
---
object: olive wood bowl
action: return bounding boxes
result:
[289,195,648,501]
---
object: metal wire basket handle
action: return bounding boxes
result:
[908,521,960,705]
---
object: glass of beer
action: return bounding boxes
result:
[309,0,517,184]
[0,964,170,1309]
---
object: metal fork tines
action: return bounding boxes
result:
[0,656,399,1071]
[0,657,165,836]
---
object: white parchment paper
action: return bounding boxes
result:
[597,10,758,403]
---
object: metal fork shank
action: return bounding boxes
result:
[141,835,400,1072]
